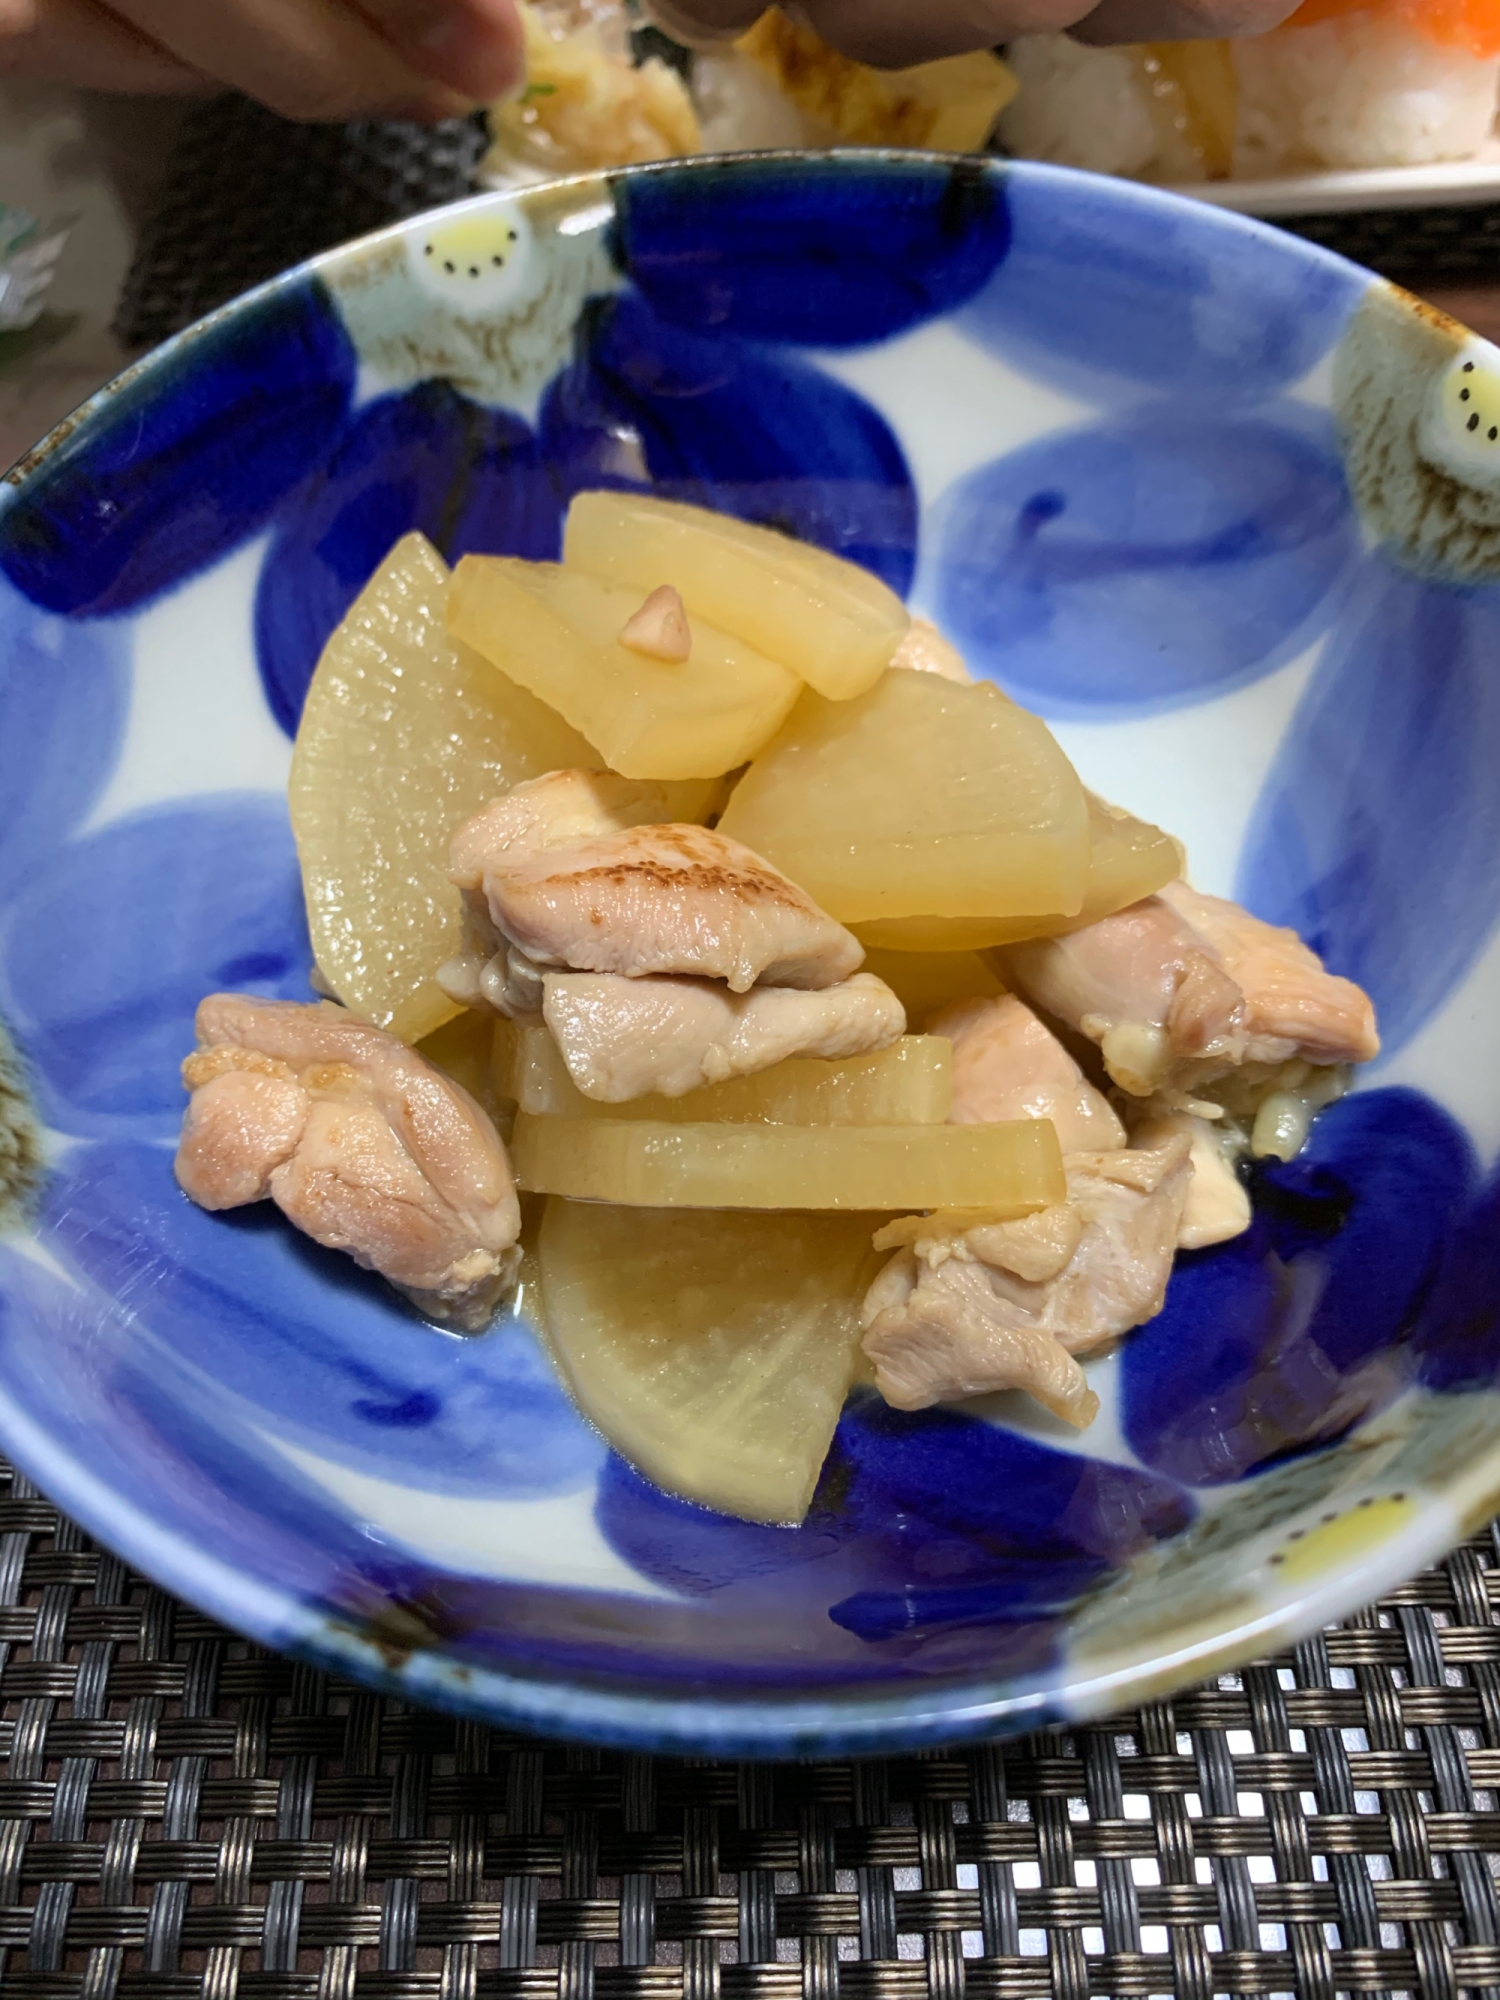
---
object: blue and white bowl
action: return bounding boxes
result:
[2,152,1498,1755]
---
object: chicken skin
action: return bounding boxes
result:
[439,769,891,1099]
[176,996,520,1327]
[1001,879,1378,1099]
[448,770,863,996]
[931,992,1125,1151]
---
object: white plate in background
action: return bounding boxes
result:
[1170,140,1500,216]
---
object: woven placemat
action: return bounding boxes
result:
[113,97,490,352]
[1283,204,1500,283]
[4,1452,1500,1999]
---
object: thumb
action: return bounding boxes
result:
[637,0,765,47]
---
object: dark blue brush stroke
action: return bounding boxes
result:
[541,290,918,598]
[598,1398,1192,1650]
[1412,1159,1500,1395]
[0,280,355,617]
[929,402,1359,718]
[614,154,1010,348]
[959,170,1363,406]
[1122,1089,1476,1485]
[255,379,560,736]
[823,1401,1193,1641]
[1237,562,1500,1059]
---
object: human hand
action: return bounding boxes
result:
[0,0,524,121]
[643,0,1299,65]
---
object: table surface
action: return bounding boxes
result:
[2,1448,1500,1997]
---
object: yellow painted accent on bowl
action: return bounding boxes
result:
[1268,1494,1417,1587]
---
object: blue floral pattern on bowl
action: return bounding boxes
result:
[2,154,1500,1755]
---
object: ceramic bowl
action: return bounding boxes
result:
[2,153,1498,1755]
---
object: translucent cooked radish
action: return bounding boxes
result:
[289,534,593,1043]
[1081,792,1185,921]
[416,1008,497,1109]
[539,1200,880,1523]
[857,947,1004,1022]
[288,535,721,1044]
[447,555,801,779]
[856,914,1040,952]
[562,489,910,701]
[850,795,1181,952]
[716,671,1089,924]
[977,793,1182,948]
[512,1114,1065,1210]
[496,1018,952,1123]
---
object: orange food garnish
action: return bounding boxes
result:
[1288,0,1500,58]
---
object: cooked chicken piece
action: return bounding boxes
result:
[890,618,974,684]
[1128,1110,1250,1251]
[861,1248,1100,1428]
[176,995,520,1327]
[542,969,905,1101]
[457,812,864,994]
[175,1063,309,1209]
[439,937,547,1018]
[444,770,739,1014]
[1160,881,1379,1068]
[930,993,1125,1151]
[875,1201,1085,1281]
[1000,884,1378,1101]
[861,1133,1192,1423]
[447,769,675,881]
[1000,897,1240,1095]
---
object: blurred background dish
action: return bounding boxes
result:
[475,1,1500,219]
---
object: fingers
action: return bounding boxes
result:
[351,0,522,99]
[796,0,1094,65]
[1070,0,1299,39]
[0,0,206,92]
[638,0,764,48]
[105,0,489,121]
[644,0,1103,67]
[645,0,1296,66]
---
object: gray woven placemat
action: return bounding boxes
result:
[4,1451,1500,1998]
[113,97,491,352]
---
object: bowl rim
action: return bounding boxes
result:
[3,148,1490,1756]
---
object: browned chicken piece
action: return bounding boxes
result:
[860,1133,1193,1424]
[442,771,690,1014]
[1000,883,1378,1100]
[455,808,864,994]
[542,969,905,1100]
[443,770,740,1014]
[1128,1110,1251,1250]
[447,769,680,883]
[175,996,520,1327]
[930,993,1125,1151]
